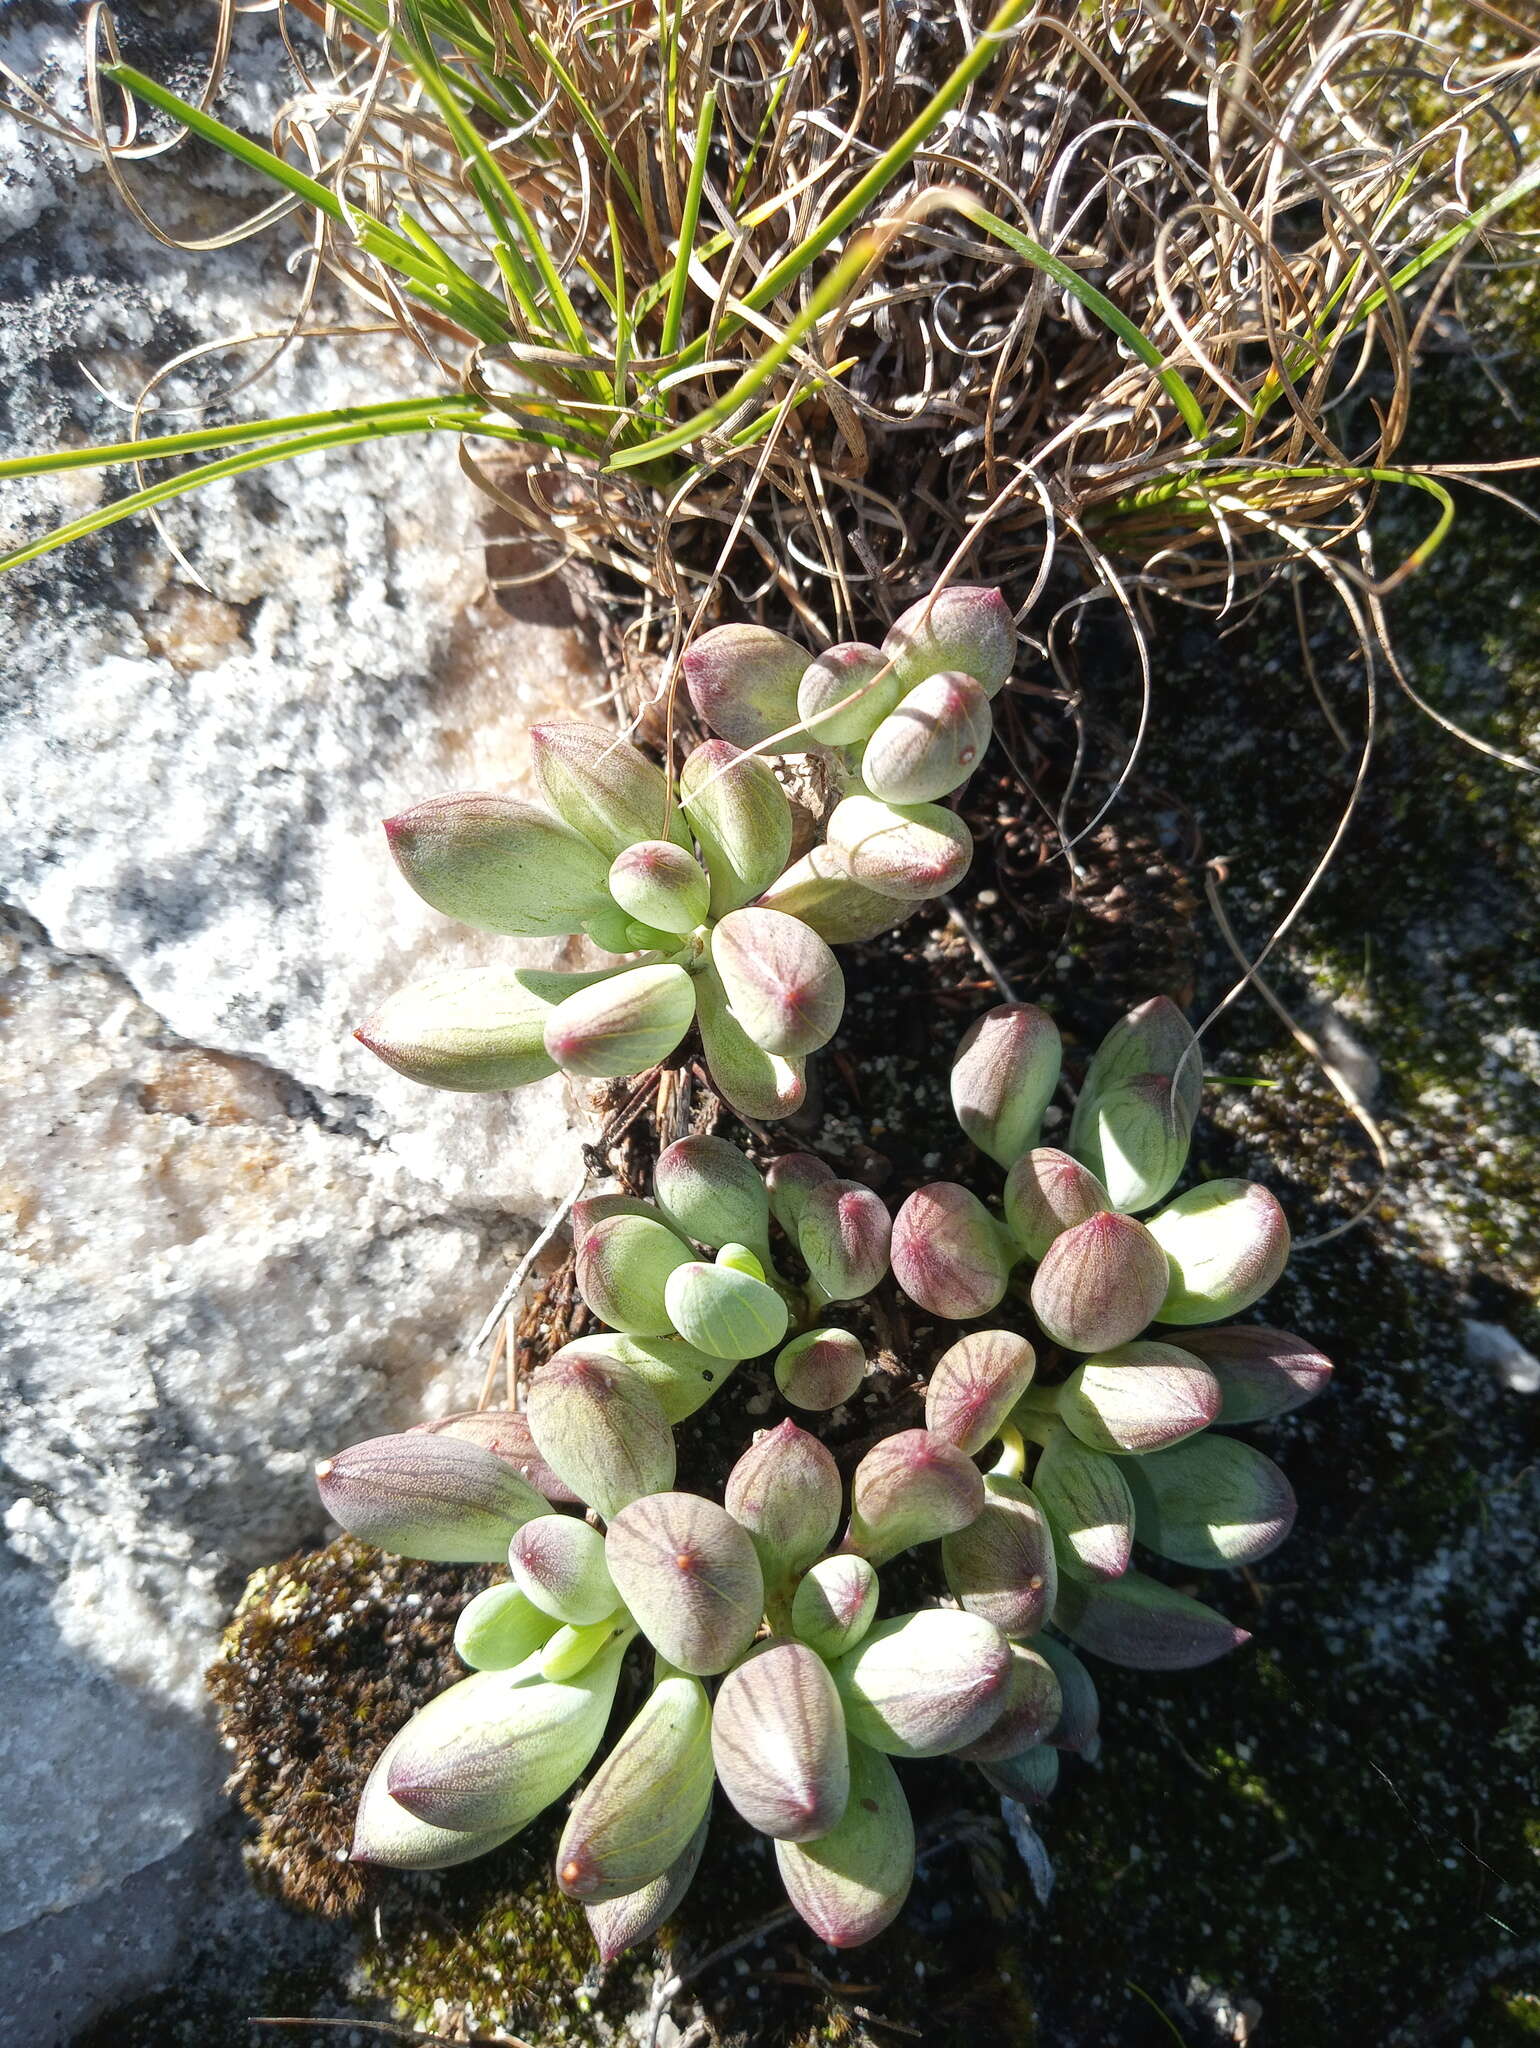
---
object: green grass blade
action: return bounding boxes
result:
[1249,156,1540,423]
[731,26,806,208]
[1331,156,1540,336]
[528,33,644,216]
[395,0,600,386]
[1,406,487,573]
[607,195,634,408]
[0,396,461,478]
[727,358,857,446]
[606,234,876,470]
[673,0,1034,370]
[960,198,1208,440]
[660,87,716,359]
[101,63,512,345]
[1106,462,1457,581]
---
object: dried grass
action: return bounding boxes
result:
[7,2,1539,650]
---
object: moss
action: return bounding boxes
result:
[207,1538,502,1918]
[1488,1989,1540,2041]
[210,1536,1044,2045]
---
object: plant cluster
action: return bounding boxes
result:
[315,994,1331,1956]
[357,583,1012,1119]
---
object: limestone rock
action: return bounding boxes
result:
[0,9,611,2024]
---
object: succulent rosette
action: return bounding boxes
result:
[318,1392,1024,1953]
[356,586,1016,1121]
[313,988,1330,1962]
[886,996,1331,1673]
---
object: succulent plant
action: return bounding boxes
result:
[881,994,1330,1682]
[319,1372,1016,1950]
[550,1141,894,1412]
[319,985,1331,1962]
[358,587,1014,1121]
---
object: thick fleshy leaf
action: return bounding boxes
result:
[941,1472,1056,1639]
[383,792,613,937]
[725,1421,843,1587]
[545,1333,739,1425]
[574,1210,694,1335]
[798,1179,892,1302]
[683,622,809,747]
[775,1739,914,1948]
[1178,1323,1334,1423]
[979,1743,1059,1806]
[861,671,992,804]
[541,1615,634,1681]
[1058,1340,1221,1455]
[385,1629,629,1831]
[608,840,710,934]
[352,1718,519,1870]
[1003,1148,1112,1261]
[1053,1570,1250,1669]
[1074,1076,1200,1216]
[543,962,696,1079]
[556,1673,715,1901]
[654,1134,774,1263]
[950,1002,1063,1168]
[1069,997,1203,1214]
[571,1191,667,1233]
[584,1815,709,1962]
[713,1639,851,1841]
[1031,1428,1135,1581]
[1036,1636,1100,1752]
[1124,1434,1298,1567]
[953,1643,1063,1762]
[530,720,688,859]
[925,1329,1037,1455]
[1146,1181,1292,1324]
[453,1582,561,1672]
[525,1353,676,1520]
[891,1182,1013,1319]
[797,641,904,745]
[417,1409,579,1504]
[582,900,675,955]
[765,1151,836,1235]
[831,1609,1011,1757]
[315,1433,544,1563]
[1029,1211,1169,1353]
[355,965,615,1093]
[604,1492,765,1674]
[791,1554,880,1660]
[695,959,807,1120]
[664,1260,790,1360]
[776,1327,868,1411]
[756,845,912,943]
[845,1429,985,1566]
[711,907,845,1055]
[510,1514,619,1625]
[882,584,1017,697]
[1071,994,1200,1101]
[824,793,973,902]
[678,740,794,917]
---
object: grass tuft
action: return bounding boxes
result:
[2,0,1538,743]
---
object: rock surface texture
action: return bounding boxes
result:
[0,9,600,2033]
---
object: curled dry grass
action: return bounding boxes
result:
[5,2,1539,651]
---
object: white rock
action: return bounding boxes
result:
[1463,1320,1540,1395]
[0,18,615,2020]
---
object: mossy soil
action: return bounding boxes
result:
[88,308,1539,2047]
